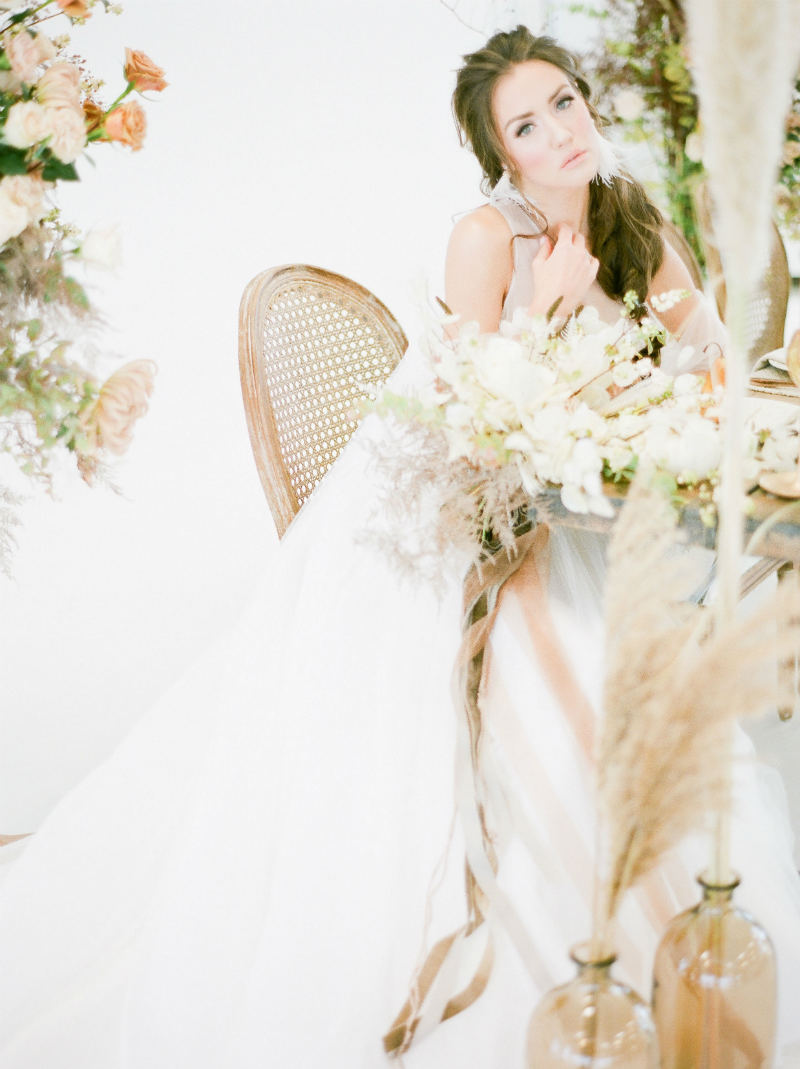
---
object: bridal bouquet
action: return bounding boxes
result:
[367,296,799,578]
[0,0,167,568]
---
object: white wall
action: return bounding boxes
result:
[1,1,598,830]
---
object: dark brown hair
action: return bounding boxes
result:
[452,26,664,310]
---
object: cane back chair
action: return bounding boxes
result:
[693,183,791,362]
[238,264,408,538]
[662,218,704,290]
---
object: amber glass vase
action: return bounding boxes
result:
[526,942,658,1068]
[652,873,777,1068]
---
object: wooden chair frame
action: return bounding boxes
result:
[238,264,407,538]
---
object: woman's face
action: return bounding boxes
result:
[492,59,598,196]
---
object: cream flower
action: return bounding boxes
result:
[33,32,57,64]
[613,88,646,122]
[84,359,156,456]
[3,100,51,148]
[0,174,48,246]
[45,105,87,163]
[4,29,40,82]
[79,223,122,270]
[37,61,82,110]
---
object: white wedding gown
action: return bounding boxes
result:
[2,197,800,1069]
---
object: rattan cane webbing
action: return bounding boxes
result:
[262,283,401,503]
[239,265,407,538]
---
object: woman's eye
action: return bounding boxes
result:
[515,121,534,138]
[556,94,574,111]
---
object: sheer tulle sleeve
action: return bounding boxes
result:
[656,292,729,377]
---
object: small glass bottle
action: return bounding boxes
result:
[526,941,658,1068]
[652,873,776,1068]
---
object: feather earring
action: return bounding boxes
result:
[591,127,624,186]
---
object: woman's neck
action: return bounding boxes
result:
[521,182,590,238]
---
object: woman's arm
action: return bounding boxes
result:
[444,206,513,334]
[648,238,728,372]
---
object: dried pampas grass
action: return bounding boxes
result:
[593,484,800,946]
[686,0,800,298]
[685,0,800,885]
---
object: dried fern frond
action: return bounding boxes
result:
[596,483,800,935]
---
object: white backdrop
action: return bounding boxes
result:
[0,1,596,829]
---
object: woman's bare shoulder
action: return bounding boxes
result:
[448,204,514,253]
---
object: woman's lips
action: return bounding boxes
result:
[562,150,588,168]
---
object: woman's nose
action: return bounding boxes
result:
[546,117,572,147]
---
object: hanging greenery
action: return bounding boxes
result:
[572,0,800,267]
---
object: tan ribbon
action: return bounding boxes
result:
[383,518,692,1056]
[384,524,542,1056]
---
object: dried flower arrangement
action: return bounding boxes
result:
[0,0,167,572]
[365,297,799,587]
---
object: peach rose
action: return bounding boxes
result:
[56,0,90,16]
[85,359,156,456]
[104,100,146,151]
[37,60,82,110]
[45,105,87,163]
[3,99,50,148]
[124,48,168,93]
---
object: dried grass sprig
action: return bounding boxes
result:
[595,484,800,944]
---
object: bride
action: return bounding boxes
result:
[1,25,799,1069]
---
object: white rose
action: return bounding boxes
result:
[3,100,50,148]
[613,88,645,122]
[44,105,86,163]
[80,224,123,270]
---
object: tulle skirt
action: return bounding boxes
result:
[2,352,800,1068]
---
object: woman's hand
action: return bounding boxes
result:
[528,224,599,319]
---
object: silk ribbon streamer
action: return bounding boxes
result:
[384,520,601,1054]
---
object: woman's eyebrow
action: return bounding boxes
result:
[504,83,571,131]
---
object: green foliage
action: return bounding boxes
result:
[579,0,800,255]
[0,222,98,483]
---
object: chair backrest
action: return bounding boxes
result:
[693,183,791,361]
[661,217,704,290]
[238,264,408,538]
